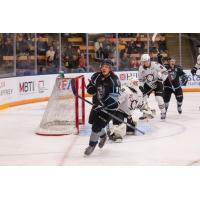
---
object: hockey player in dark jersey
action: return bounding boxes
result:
[163,57,188,114]
[84,59,121,156]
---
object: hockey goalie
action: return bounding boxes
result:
[107,77,155,142]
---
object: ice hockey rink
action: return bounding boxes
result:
[0,92,200,166]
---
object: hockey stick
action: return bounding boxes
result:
[78,95,145,135]
[143,86,156,97]
[70,77,145,134]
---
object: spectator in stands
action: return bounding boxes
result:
[94,39,103,59]
[1,37,13,56]
[63,44,77,58]
[37,36,48,55]
[102,37,113,58]
[16,55,35,76]
[62,55,70,71]
[17,35,30,55]
[25,55,34,70]
[102,44,111,58]
[120,47,128,59]
[133,36,145,54]
[157,35,167,53]
[79,53,87,72]
[130,56,140,70]
[119,52,130,70]
[70,55,79,67]
[127,40,135,54]
[46,46,55,66]
[149,41,158,54]
[68,55,81,73]
[51,40,59,68]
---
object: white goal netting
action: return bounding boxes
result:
[36,75,85,136]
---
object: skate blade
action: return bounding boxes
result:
[114,139,123,143]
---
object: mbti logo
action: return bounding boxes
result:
[19,81,35,93]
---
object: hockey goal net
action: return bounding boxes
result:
[36,75,85,136]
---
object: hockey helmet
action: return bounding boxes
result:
[100,59,114,70]
[140,54,150,62]
[127,76,139,89]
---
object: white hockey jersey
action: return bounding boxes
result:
[195,55,200,69]
[138,61,168,87]
[195,63,200,69]
[117,86,143,116]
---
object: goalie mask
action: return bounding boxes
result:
[127,77,139,90]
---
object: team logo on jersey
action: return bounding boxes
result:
[145,74,154,82]
[169,71,176,80]
[128,94,138,110]
[97,85,105,100]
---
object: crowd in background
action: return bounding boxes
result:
[0,33,168,77]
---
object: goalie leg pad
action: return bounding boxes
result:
[110,123,127,138]
[126,116,137,134]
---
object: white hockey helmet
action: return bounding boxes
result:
[127,76,139,89]
[197,55,200,65]
[140,54,150,63]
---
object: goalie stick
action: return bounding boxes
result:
[78,95,145,135]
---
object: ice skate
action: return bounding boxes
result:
[161,112,166,120]
[84,145,96,156]
[165,103,169,113]
[177,106,182,114]
[98,134,107,148]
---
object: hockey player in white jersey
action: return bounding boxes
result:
[138,54,168,120]
[107,77,155,142]
[191,54,200,76]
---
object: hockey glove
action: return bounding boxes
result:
[180,75,188,86]
[139,86,144,93]
[157,78,163,83]
[191,67,197,76]
[148,81,157,89]
[93,105,104,113]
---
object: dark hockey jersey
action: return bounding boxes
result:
[164,64,188,89]
[87,72,121,110]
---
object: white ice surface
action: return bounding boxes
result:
[0,93,200,166]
